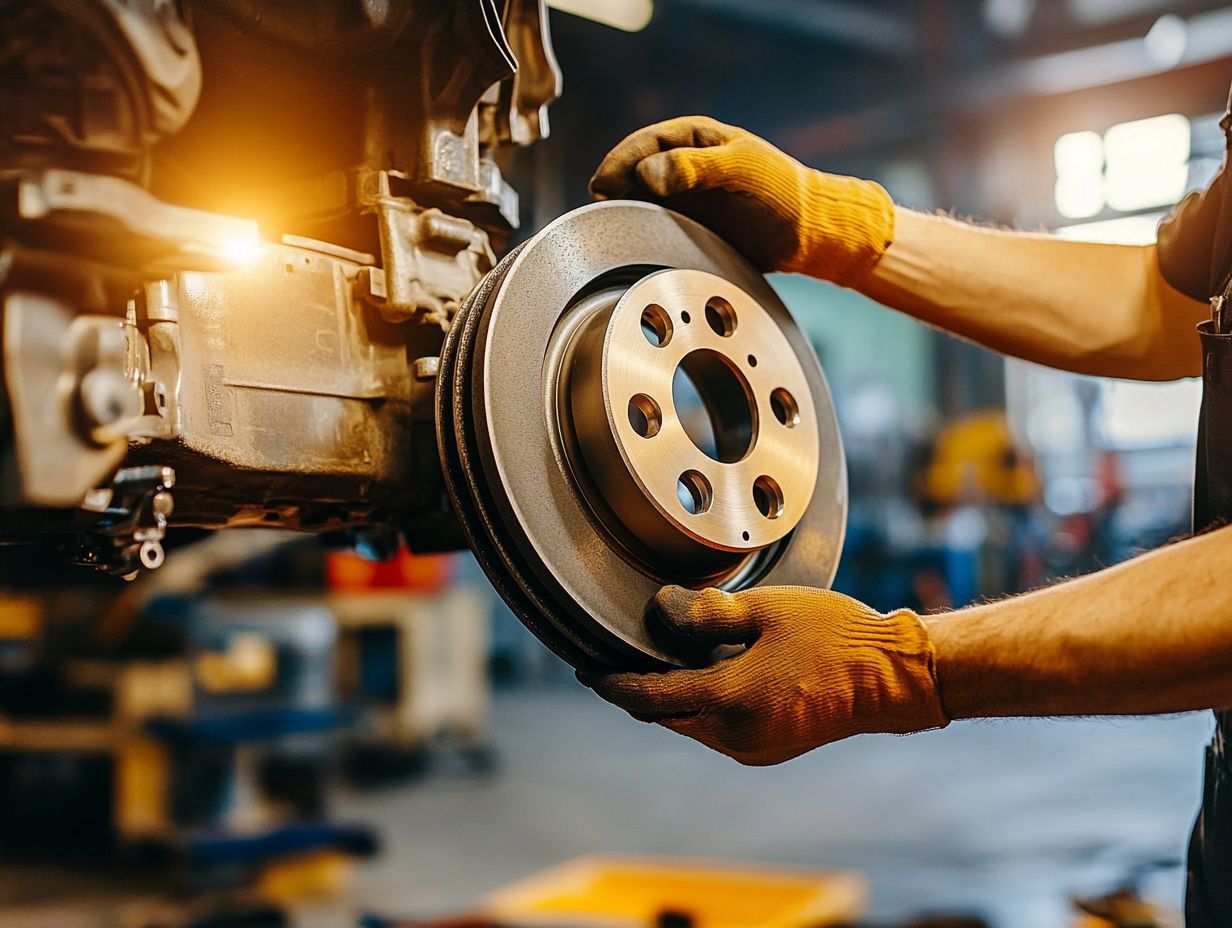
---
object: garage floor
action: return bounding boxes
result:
[0,683,1213,928]
[318,685,1213,928]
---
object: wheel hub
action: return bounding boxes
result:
[564,269,820,573]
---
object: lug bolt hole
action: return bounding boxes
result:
[681,310,692,324]
[742,531,750,541]
[641,304,673,348]
[677,470,713,515]
[705,296,737,337]
[770,387,799,428]
[753,475,785,520]
[627,394,662,438]
[748,354,758,367]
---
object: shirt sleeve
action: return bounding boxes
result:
[1157,155,1230,302]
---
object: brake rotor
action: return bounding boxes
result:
[437,201,846,671]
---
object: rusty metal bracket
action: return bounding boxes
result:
[359,173,496,325]
[501,0,563,145]
[7,169,259,275]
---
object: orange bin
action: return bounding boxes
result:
[479,855,867,928]
[325,547,455,593]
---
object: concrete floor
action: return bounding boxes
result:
[318,685,1214,928]
[0,684,1214,928]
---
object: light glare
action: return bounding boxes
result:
[221,233,262,267]
[547,0,652,31]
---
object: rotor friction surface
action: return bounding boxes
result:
[438,201,847,670]
[437,246,613,672]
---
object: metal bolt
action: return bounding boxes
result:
[356,266,388,303]
[139,540,165,570]
[79,369,140,442]
[413,356,441,381]
[421,212,477,254]
[362,0,390,25]
[153,491,174,519]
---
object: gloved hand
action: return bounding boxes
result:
[589,116,895,285]
[582,585,949,766]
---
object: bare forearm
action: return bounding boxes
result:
[927,526,1232,718]
[859,208,1207,381]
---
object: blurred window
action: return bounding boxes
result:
[1052,213,1164,245]
[1098,378,1201,448]
[1054,129,1106,219]
[1105,114,1191,212]
[1015,214,1201,454]
[1054,114,1191,219]
[1011,112,1211,517]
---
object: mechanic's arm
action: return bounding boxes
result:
[584,526,1232,766]
[928,522,1232,718]
[865,211,1204,381]
[592,116,1208,382]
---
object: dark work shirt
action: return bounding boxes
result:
[1157,89,1232,302]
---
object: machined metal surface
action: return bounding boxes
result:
[438,201,847,670]
[0,0,565,573]
[567,269,819,570]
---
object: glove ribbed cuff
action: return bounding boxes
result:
[784,170,896,287]
[833,607,951,737]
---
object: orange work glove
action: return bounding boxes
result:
[581,586,949,766]
[589,116,895,285]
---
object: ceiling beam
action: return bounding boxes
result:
[672,0,917,56]
[782,5,1232,158]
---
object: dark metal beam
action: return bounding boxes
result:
[672,0,918,56]
[782,5,1232,159]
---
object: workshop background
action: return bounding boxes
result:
[2,1,1228,927]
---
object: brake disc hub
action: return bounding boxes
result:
[436,201,847,670]
[564,269,820,574]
